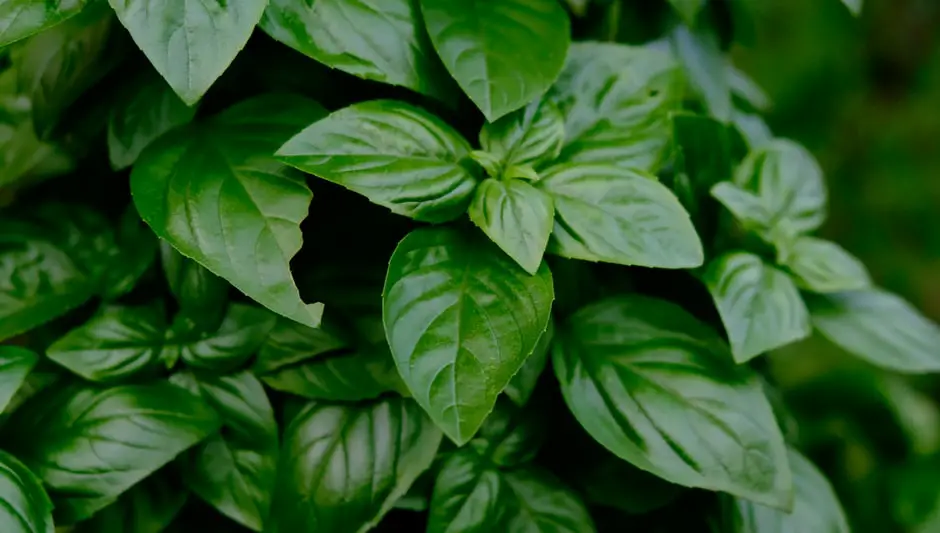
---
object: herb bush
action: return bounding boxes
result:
[0,0,928,531]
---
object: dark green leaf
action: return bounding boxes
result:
[253,315,347,374]
[547,42,682,171]
[46,302,168,383]
[72,469,187,533]
[780,237,870,293]
[278,100,477,223]
[0,346,38,413]
[807,289,940,373]
[672,24,732,121]
[538,163,703,268]
[0,450,54,533]
[7,382,220,523]
[673,112,734,192]
[479,99,566,171]
[160,242,228,329]
[108,0,267,104]
[132,94,328,328]
[468,177,554,274]
[504,319,553,407]
[383,227,554,444]
[574,451,683,515]
[170,303,277,372]
[703,252,811,363]
[259,0,452,102]
[420,0,570,121]
[100,207,159,301]
[553,295,792,508]
[271,397,442,532]
[0,0,88,47]
[469,399,545,468]
[107,71,197,170]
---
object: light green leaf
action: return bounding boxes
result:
[667,0,705,24]
[672,24,731,121]
[841,0,861,16]
[271,397,442,533]
[479,99,566,171]
[46,303,168,383]
[0,347,38,413]
[72,469,187,533]
[704,252,810,363]
[728,449,849,533]
[807,288,940,373]
[278,99,477,223]
[468,178,554,274]
[0,450,54,533]
[547,42,683,171]
[538,163,703,268]
[553,295,792,508]
[107,70,197,170]
[132,94,328,328]
[6,382,220,523]
[711,181,772,228]
[504,319,553,407]
[420,0,569,121]
[253,315,347,374]
[108,0,267,104]
[259,0,452,102]
[170,303,277,372]
[731,110,773,149]
[383,227,554,444]
[0,0,88,47]
[779,237,870,293]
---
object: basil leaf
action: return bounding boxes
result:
[7,382,220,523]
[253,315,347,374]
[132,94,327,328]
[108,0,266,104]
[547,42,682,171]
[780,237,870,293]
[711,181,771,228]
[73,469,187,533]
[0,347,38,413]
[171,303,277,372]
[101,207,159,301]
[383,227,554,444]
[668,0,706,24]
[420,0,570,121]
[732,110,774,149]
[672,24,732,121]
[176,372,277,532]
[704,252,811,363]
[553,295,792,508]
[107,71,197,170]
[728,65,771,112]
[0,450,54,533]
[733,139,827,236]
[538,163,703,269]
[272,397,443,532]
[574,451,682,515]
[673,112,734,193]
[261,346,406,402]
[428,451,594,533]
[479,99,566,171]
[160,242,228,330]
[504,319,553,407]
[46,303,168,383]
[278,100,477,223]
[0,0,88,47]
[259,0,452,102]
[468,178,555,274]
[469,399,545,468]
[807,288,940,373]
[727,449,849,533]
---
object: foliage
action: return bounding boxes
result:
[0,0,934,531]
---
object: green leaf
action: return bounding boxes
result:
[383,227,554,444]
[469,399,545,468]
[160,241,228,330]
[253,315,347,374]
[672,112,734,192]
[420,0,570,121]
[0,347,38,413]
[72,469,187,533]
[107,71,197,170]
[728,64,771,111]
[100,207,159,301]
[711,181,771,228]
[0,0,88,47]
[668,0,706,25]
[176,372,278,532]
[779,237,870,293]
[428,451,594,533]
[271,397,443,533]
[703,252,811,363]
[727,449,849,533]
[46,303,168,383]
[277,100,477,223]
[733,139,827,236]
[504,319,553,407]
[807,288,940,373]
[574,451,683,515]
[0,450,54,533]
[7,382,220,523]
[132,94,328,328]
[841,0,861,16]
[479,99,566,171]
[553,295,792,508]
[108,0,267,104]
[547,42,683,171]
[672,24,732,121]
[259,0,452,102]
[468,178,554,274]
[731,110,773,149]
[538,163,703,268]
[170,303,277,372]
